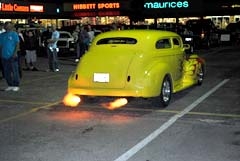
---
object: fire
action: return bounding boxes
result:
[63,93,81,107]
[102,98,128,110]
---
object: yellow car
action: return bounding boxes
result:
[67,30,205,107]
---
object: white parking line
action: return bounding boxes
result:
[114,79,230,161]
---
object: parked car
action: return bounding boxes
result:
[57,31,75,54]
[186,19,220,48]
[226,22,240,44]
[67,30,205,107]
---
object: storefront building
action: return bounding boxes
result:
[61,1,131,26]
[0,0,60,27]
[0,0,240,29]
[61,0,240,28]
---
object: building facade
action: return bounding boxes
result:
[0,0,240,28]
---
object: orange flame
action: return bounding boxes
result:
[102,98,128,110]
[63,93,81,107]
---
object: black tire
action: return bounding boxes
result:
[152,75,172,108]
[197,64,204,86]
[160,76,172,107]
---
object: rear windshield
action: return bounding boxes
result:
[59,33,71,38]
[96,37,137,45]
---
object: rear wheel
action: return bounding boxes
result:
[197,64,204,85]
[152,75,172,108]
[161,76,172,107]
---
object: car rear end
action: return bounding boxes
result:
[68,30,158,97]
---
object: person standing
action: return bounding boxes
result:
[47,25,60,72]
[72,25,80,62]
[41,26,52,57]
[87,24,95,47]
[0,22,6,79]
[16,27,25,77]
[0,22,20,91]
[77,25,90,61]
[24,30,38,71]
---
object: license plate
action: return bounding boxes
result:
[93,73,109,83]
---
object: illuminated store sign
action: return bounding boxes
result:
[72,2,120,10]
[0,2,44,12]
[144,1,189,9]
[73,11,120,17]
[30,5,44,12]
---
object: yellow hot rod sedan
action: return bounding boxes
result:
[67,29,205,107]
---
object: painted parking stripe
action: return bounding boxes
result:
[1,99,239,119]
[114,79,230,161]
[186,111,240,118]
[0,101,60,124]
[123,108,240,119]
[0,99,51,105]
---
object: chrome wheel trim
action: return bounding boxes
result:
[162,80,171,102]
[198,66,204,84]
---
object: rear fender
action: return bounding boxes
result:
[189,54,206,69]
[142,63,173,97]
[184,54,206,77]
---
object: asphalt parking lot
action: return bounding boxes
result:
[0,44,238,122]
[0,54,76,121]
[0,45,240,161]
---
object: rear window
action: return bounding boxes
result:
[96,37,137,45]
[60,33,71,38]
[156,39,171,49]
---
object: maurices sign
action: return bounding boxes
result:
[144,1,189,9]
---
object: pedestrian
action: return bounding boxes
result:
[46,25,60,72]
[77,25,90,61]
[87,24,95,47]
[0,22,6,79]
[81,25,90,51]
[72,25,80,62]
[24,30,38,71]
[41,26,52,57]
[0,22,20,91]
[16,27,25,77]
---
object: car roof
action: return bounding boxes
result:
[59,30,71,33]
[95,29,180,40]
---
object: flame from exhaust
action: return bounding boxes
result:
[63,93,81,107]
[102,98,128,110]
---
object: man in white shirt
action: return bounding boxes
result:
[47,25,60,72]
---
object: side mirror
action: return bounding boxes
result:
[183,44,190,50]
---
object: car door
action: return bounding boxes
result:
[155,38,175,80]
[171,37,185,83]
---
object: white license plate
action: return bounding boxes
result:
[93,73,109,83]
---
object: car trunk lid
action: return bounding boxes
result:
[75,46,136,89]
